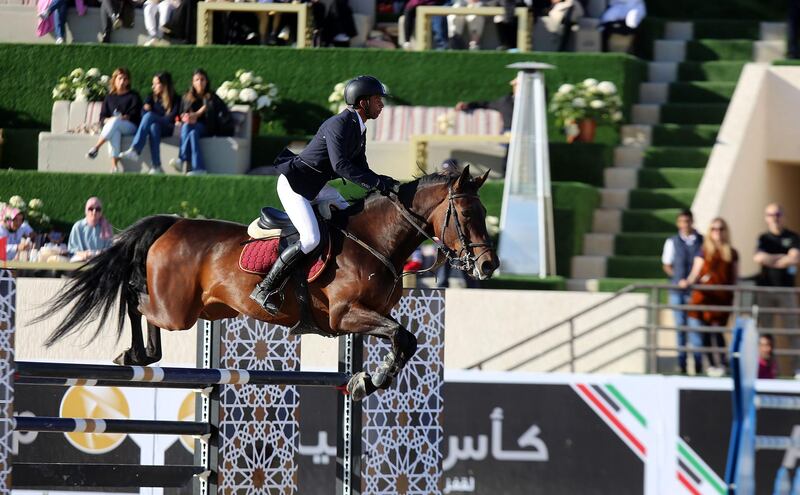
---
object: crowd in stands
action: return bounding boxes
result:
[1,197,113,263]
[33,0,648,52]
[663,205,800,379]
[86,66,233,175]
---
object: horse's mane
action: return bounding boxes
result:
[344,172,456,213]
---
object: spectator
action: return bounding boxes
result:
[170,69,232,175]
[447,0,487,51]
[455,77,517,132]
[402,0,445,50]
[68,197,114,262]
[143,0,176,45]
[662,209,703,375]
[98,0,122,43]
[0,206,34,261]
[758,334,778,379]
[120,71,179,174]
[86,67,143,174]
[680,217,737,377]
[38,229,70,263]
[534,0,585,52]
[754,202,800,375]
[598,0,646,52]
[37,0,87,44]
[321,0,358,46]
[162,0,199,44]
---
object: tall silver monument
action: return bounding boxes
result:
[498,62,556,276]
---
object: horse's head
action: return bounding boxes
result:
[431,165,499,280]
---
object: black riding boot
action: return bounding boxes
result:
[249,241,305,314]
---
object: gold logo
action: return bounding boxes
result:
[179,392,197,453]
[60,386,129,454]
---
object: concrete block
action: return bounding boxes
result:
[639,82,670,104]
[614,145,645,168]
[654,40,686,62]
[571,256,607,279]
[604,168,638,189]
[648,62,678,83]
[599,189,629,209]
[591,209,622,234]
[632,104,661,125]
[621,125,652,147]
[566,278,601,292]
[664,21,693,41]
[761,22,786,41]
[583,233,616,256]
[754,40,786,63]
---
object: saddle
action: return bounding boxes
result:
[239,207,331,282]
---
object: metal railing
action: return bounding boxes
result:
[467,283,800,375]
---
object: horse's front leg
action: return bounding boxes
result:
[335,304,418,401]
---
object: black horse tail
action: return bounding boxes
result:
[38,215,181,346]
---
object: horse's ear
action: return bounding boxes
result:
[456,164,471,188]
[475,170,490,189]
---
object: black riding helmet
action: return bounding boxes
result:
[344,76,388,106]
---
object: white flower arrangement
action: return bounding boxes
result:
[52,67,110,101]
[216,69,280,118]
[550,78,624,136]
[436,111,456,135]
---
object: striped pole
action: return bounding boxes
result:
[16,361,349,388]
[14,416,212,436]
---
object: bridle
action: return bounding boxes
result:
[390,183,494,275]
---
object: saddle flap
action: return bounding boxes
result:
[259,206,293,229]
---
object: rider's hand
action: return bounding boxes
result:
[377,175,400,195]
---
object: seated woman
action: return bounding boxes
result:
[447,0,487,50]
[120,72,178,174]
[68,197,114,262]
[170,69,231,176]
[86,67,143,174]
[0,206,35,261]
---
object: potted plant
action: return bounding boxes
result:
[216,70,280,136]
[550,78,623,143]
[51,67,110,102]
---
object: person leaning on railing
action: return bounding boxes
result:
[753,202,800,376]
[679,217,737,377]
[662,209,704,375]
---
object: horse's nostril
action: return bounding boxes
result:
[480,260,495,276]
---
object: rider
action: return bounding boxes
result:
[250,75,400,314]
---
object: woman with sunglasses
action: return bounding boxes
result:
[679,217,738,376]
[68,197,114,262]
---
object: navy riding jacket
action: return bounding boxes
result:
[274,108,382,200]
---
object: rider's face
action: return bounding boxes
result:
[364,95,384,119]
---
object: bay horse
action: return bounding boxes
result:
[40,166,499,400]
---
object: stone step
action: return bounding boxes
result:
[649,62,679,83]
[604,167,638,189]
[591,209,623,234]
[654,40,686,62]
[583,233,616,256]
[754,40,786,63]
[761,22,786,42]
[639,82,670,104]
[614,146,645,168]
[600,189,629,209]
[621,125,652,147]
[664,22,693,41]
[571,255,607,279]
[566,278,601,292]
[632,104,661,125]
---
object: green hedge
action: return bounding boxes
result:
[0,170,598,277]
[0,44,645,136]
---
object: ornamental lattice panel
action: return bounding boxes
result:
[363,289,444,495]
[0,271,14,495]
[218,317,300,494]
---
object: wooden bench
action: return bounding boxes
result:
[414,5,532,51]
[196,1,312,47]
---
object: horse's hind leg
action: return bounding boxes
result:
[113,303,149,366]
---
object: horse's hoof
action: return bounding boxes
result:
[347,372,377,402]
[113,349,133,366]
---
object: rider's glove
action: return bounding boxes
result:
[377,175,400,196]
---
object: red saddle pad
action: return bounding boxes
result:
[239,238,329,282]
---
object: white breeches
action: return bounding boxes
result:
[276,174,349,254]
[143,0,175,37]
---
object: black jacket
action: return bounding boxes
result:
[275,109,382,200]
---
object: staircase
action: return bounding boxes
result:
[569,19,787,292]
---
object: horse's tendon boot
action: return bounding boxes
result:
[347,371,377,401]
[371,351,400,389]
